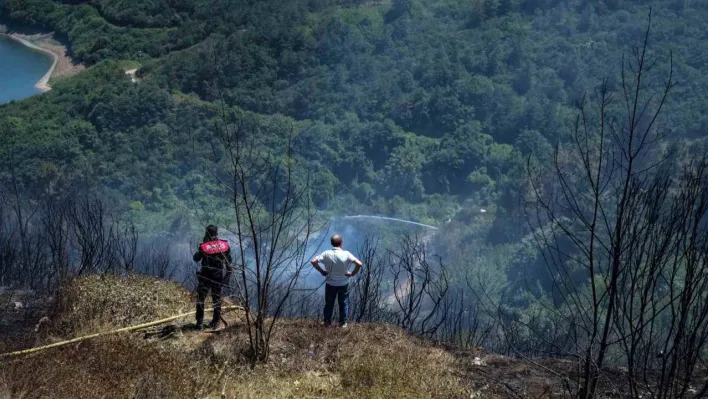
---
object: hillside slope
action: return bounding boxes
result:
[1,0,707,226]
[1,274,609,399]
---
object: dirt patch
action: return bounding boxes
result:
[125,68,139,83]
[0,289,51,354]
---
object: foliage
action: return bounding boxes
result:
[3,0,707,223]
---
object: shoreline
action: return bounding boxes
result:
[1,33,58,92]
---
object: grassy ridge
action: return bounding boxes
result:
[0,275,473,398]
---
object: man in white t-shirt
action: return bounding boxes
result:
[311,234,363,328]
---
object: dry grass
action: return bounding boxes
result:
[1,336,207,399]
[5,272,683,398]
[47,274,191,338]
[1,276,476,398]
[1,321,472,399]
[206,320,471,398]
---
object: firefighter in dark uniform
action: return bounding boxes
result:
[193,225,233,329]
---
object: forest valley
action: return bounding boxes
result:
[1,0,708,398]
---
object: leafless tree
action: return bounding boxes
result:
[609,158,708,399]
[40,196,72,289]
[69,197,113,275]
[387,235,449,338]
[135,243,178,280]
[0,205,14,287]
[351,236,386,323]
[0,190,150,290]
[437,287,495,349]
[207,102,317,365]
[522,10,708,398]
[113,218,138,274]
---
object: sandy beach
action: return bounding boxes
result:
[0,28,84,92]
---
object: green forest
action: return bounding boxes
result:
[3,0,708,305]
[2,0,708,290]
[2,0,707,225]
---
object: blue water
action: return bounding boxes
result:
[0,35,54,104]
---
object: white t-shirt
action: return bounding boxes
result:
[314,247,360,286]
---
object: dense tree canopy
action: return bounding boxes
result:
[1,0,707,228]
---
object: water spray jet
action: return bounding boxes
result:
[340,215,439,230]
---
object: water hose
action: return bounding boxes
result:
[0,305,244,359]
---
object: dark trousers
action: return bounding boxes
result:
[196,273,222,325]
[324,283,349,325]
